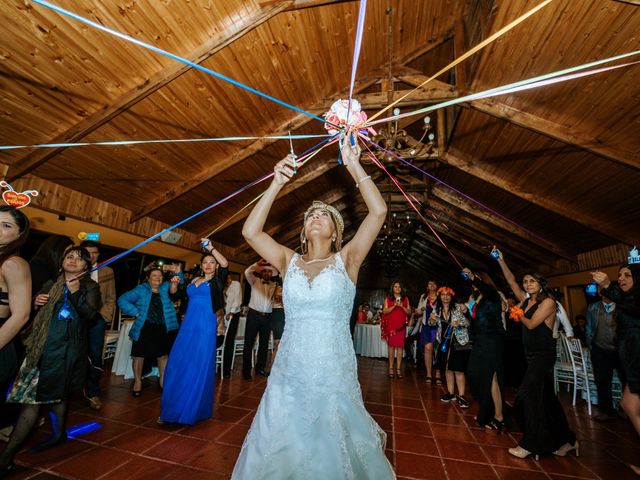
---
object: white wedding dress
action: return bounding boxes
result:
[232,253,395,480]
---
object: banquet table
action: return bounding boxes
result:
[353,323,388,358]
[111,319,159,379]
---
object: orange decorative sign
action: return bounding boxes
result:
[0,181,39,208]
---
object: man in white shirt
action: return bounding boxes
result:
[222,275,243,378]
[243,261,276,380]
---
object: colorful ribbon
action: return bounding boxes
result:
[0,134,331,151]
[366,0,555,124]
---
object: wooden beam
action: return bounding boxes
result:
[201,155,339,236]
[453,17,468,95]
[132,39,454,222]
[440,149,634,245]
[129,76,380,222]
[467,98,640,171]
[7,3,292,182]
[429,184,573,261]
[396,66,639,170]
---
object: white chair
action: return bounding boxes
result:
[102,310,123,361]
[554,334,574,394]
[216,319,232,381]
[563,335,593,415]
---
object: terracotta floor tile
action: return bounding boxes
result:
[15,438,89,469]
[471,430,521,448]
[28,473,69,479]
[436,438,488,463]
[365,402,393,417]
[104,427,168,453]
[186,443,241,474]
[144,435,210,463]
[444,459,500,479]
[536,455,596,478]
[223,395,262,410]
[98,456,174,480]
[215,423,250,447]
[493,466,550,479]
[111,406,161,425]
[161,465,229,480]
[51,446,135,480]
[395,432,438,456]
[393,405,427,421]
[431,424,476,443]
[393,396,423,409]
[67,417,133,444]
[372,414,393,431]
[575,458,638,480]
[393,418,432,437]
[214,405,252,423]
[1,464,42,479]
[430,410,468,427]
[395,451,445,478]
[482,445,542,471]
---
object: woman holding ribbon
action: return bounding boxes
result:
[0,246,100,474]
[159,243,228,425]
[496,248,577,459]
[233,141,394,479]
[381,281,411,379]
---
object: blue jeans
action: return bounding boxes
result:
[86,317,106,397]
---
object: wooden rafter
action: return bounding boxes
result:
[395,67,639,170]
[429,184,572,260]
[131,38,456,222]
[440,149,634,245]
[7,2,292,182]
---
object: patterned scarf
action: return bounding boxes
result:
[24,275,66,369]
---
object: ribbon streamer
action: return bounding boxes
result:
[0,134,331,151]
[361,139,463,269]
[346,0,368,124]
[367,49,640,126]
[366,0,555,124]
[360,133,554,248]
[30,0,338,129]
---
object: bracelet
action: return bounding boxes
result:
[355,175,371,188]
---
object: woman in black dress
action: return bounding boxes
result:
[496,249,576,459]
[592,264,640,475]
[0,246,100,474]
[462,268,506,431]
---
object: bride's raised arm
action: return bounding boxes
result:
[340,141,387,281]
[242,155,297,275]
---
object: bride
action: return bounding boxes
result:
[233,141,395,479]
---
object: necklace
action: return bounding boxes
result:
[301,253,333,265]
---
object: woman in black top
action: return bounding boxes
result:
[462,268,506,430]
[496,249,576,459]
[592,264,640,476]
[0,246,100,474]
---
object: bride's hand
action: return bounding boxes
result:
[273,154,296,186]
[341,136,361,167]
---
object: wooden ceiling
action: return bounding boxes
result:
[1,0,639,288]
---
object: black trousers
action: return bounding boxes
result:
[223,312,241,376]
[591,343,621,415]
[243,309,271,374]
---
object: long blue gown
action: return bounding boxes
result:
[160,282,216,424]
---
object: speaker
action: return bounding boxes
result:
[160,231,182,244]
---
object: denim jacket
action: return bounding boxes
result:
[118,271,184,341]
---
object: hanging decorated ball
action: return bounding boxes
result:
[324,99,369,135]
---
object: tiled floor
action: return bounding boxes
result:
[4,357,639,479]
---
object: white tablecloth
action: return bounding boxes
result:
[353,323,388,358]
[111,319,158,379]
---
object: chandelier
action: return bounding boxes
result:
[370,109,437,164]
[376,211,415,276]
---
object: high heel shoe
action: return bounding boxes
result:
[508,446,539,460]
[388,369,395,379]
[396,369,403,379]
[553,441,579,457]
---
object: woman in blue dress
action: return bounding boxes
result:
[159,241,228,425]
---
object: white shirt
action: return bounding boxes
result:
[224,280,242,315]
[245,264,276,314]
